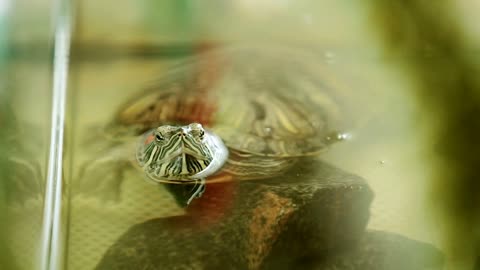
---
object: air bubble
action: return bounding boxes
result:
[325,132,351,144]
[336,132,351,141]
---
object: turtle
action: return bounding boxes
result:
[79,46,354,205]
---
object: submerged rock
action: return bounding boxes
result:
[96,159,374,270]
[297,230,444,270]
[96,162,444,270]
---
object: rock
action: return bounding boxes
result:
[290,230,444,270]
[96,159,374,270]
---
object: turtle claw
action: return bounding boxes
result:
[76,157,128,202]
[77,135,138,202]
[164,179,206,207]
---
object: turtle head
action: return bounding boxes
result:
[137,123,214,180]
[153,123,205,144]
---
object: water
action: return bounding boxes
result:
[62,43,443,269]
[4,1,471,269]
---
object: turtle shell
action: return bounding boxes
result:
[113,46,350,158]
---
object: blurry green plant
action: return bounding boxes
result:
[370,0,480,268]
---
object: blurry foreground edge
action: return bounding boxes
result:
[370,0,480,268]
[0,0,16,268]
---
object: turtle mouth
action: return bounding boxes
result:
[161,140,212,176]
[168,141,210,162]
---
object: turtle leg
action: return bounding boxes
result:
[76,142,131,202]
[164,178,206,207]
[188,178,206,204]
[77,159,126,202]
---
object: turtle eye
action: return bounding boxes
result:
[191,128,205,140]
[189,123,205,140]
[155,134,164,141]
